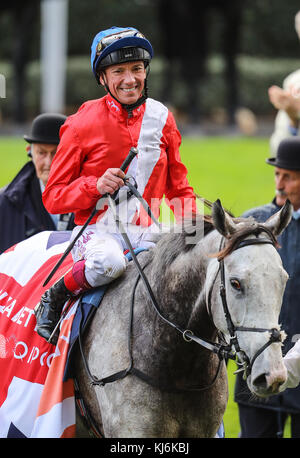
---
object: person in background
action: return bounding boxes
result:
[234,137,300,438]
[268,11,300,156]
[0,113,74,253]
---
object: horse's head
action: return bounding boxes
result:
[207,199,292,397]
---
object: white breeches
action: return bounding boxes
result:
[70,224,157,288]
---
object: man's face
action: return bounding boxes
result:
[31,143,57,187]
[275,166,300,210]
[100,60,146,105]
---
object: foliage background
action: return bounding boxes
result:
[1,0,300,120]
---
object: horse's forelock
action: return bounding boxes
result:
[214,217,279,260]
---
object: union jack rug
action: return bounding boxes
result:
[0,231,77,438]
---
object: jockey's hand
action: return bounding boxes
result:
[268,85,300,127]
[96,168,125,195]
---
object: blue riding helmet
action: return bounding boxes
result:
[91,26,153,82]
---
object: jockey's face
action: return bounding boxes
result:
[100,60,146,105]
[275,166,300,210]
[31,143,57,187]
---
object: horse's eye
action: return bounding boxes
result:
[230,279,241,291]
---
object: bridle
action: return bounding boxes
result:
[75,222,285,438]
[214,230,284,380]
[78,205,284,392]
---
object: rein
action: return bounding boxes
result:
[77,189,284,394]
[77,191,231,394]
[78,215,227,393]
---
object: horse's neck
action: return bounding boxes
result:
[127,232,222,388]
[153,230,220,311]
[147,230,220,347]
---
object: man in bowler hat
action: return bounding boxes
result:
[0,113,74,253]
[234,137,300,437]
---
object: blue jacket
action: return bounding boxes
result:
[234,199,300,413]
[0,162,74,254]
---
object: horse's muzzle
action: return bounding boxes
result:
[250,362,287,397]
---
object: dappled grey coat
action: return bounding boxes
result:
[234,199,300,412]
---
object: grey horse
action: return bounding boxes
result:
[75,200,292,438]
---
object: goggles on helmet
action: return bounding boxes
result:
[96,30,146,55]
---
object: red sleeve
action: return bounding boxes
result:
[42,120,100,215]
[164,112,197,221]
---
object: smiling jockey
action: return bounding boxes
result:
[35,26,196,344]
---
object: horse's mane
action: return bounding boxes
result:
[152,214,278,273]
[151,215,213,271]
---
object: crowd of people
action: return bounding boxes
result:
[2,12,300,438]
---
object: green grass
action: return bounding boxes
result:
[0,135,291,437]
[180,136,275,217]
[0,137,28,187]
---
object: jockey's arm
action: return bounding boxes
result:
[163,112,197,222]
[43,122,103,215]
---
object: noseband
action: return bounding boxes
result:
[216,230,284,379]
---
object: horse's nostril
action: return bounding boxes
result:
[253,374,267,389]
[270,380,283,393]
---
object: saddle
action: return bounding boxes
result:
[63,247,147,381]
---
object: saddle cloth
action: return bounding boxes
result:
[0,230,145,438]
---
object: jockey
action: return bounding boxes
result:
[35,26,197,344]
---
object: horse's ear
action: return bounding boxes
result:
[212,199,236,238]
[264,199,292,236]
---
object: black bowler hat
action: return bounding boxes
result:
[24,113,67,145]
[266,137,300,170]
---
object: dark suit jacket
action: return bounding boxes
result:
[0,161,74,253]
